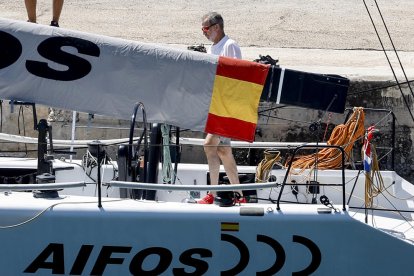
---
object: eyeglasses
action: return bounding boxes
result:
[201,23,217,32]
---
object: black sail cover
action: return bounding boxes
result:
[260,66,349,113]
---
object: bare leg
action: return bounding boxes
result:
[217,146,240,185]
[52,0,64,22]
[24,0,37,23]
[217,146,243,199]
[204,134,221,196]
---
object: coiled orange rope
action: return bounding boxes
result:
[288,107,366,171]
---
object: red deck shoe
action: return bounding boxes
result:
[235,197,247,204]
[197,193,214,204]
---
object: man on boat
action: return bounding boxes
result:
[198,12,246,204]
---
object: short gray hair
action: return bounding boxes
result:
[202,12,224,29]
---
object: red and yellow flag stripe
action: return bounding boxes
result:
[205,57,269,142]
[221,222,240,232]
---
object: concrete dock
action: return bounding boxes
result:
[1,0,413,80]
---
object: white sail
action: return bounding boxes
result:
[0,18,218,130]
[0,18,269,141]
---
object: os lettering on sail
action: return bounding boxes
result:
[0,31,100,81]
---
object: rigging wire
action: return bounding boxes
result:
[349,79,414,96]
[367,177,414,232]
[373,0,414,99]
[362,0,414,123]
[258,105,288,115]
[258,105,334,126]
[322,112,332,142]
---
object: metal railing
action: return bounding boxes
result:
[276,144,347,211]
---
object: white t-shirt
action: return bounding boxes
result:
[208,35,242,59]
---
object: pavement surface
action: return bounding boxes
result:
[1,0,414,80]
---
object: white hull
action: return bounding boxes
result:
[1,158,413,275]
[1,192,413,275]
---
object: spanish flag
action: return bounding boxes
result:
[205,57,270,142]
[221,222,240,232]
